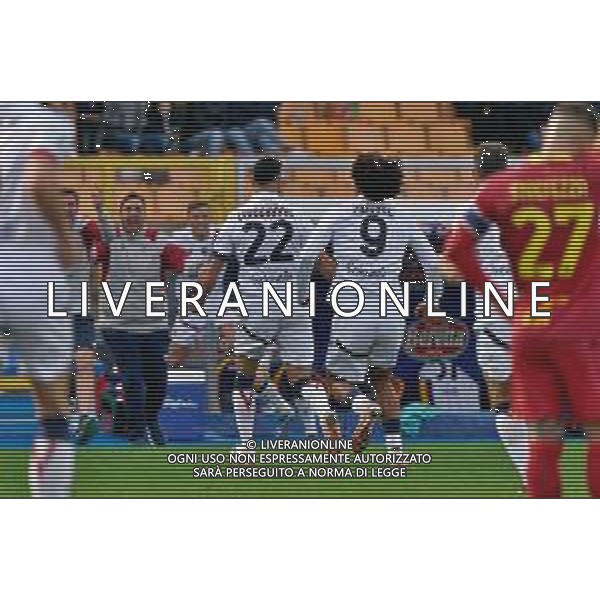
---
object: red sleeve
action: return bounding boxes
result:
[145,228,159,242]
[476,176,505,221]
[444,226,488,293]
[81,220,101,257]
[444,178,507,292]
[95,238,110,279]
[161,244,188,275]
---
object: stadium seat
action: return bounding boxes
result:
[399,169,421,197]
[277,106,305,147]
[358,102,399,123]
[278,102,315,148]
[345,120,387,155]
[385,122,429,157]
[304,168,335,197]
[282,169,320,198]
[305,120,346,156]
[397,102,441,122]
[420,169,458,190]
[328,171,357,198]
[427,120,474,156]
[451,169,478,200]
[438,102,456,118]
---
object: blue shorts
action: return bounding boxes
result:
[73,315,96,349]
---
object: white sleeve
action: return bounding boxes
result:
[476,225,513,287]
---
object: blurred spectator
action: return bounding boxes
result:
[224,102,283,154]
[454,102,553,153]
[96,194,181,444]
[179,102,227,155]
[244,102,283,153]
[74,102,104,155]
[180,102,283,156]
[101,102,169,154]
[101,101,147,153]
[138,102,169,154]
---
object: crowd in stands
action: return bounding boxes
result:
[72,101,283,156]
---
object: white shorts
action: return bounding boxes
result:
[234,313,314,368]
[0,243,73,382]
[327,313,405,383]
[476,324,511,381]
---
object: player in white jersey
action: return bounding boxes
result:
[167,200,225,365]
[470,142,529,482]
[199,158,335,450]
[297,155,441,454]
[0,102,80,497]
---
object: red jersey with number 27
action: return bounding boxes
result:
[475,153,600,338]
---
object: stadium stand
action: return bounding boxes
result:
[41,101,561,224]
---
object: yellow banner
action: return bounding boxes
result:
[62,156,236,225]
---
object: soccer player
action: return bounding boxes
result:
[0,102,80,497]
[199,157,334,451]
[446,103,600,498]
[297,154,441,454]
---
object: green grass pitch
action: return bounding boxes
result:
[0,442,589,498]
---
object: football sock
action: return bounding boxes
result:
[232,389,256,446]
[293,383,319,437]
[29,416,75,498]
[382,419,402,452]
[259,384,294,417]
[495,413,529,482]
[302,382,338,436]
[587,441,600,499]
[526,440,562,498]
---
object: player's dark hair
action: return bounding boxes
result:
[478,142,508,178]
[253,157,282,186]
[352,154,401,202]
[120,193,146,210]
[380,160,402,200]
[352,154,384,202]
[187,200,209,213]
[551,102,599,134]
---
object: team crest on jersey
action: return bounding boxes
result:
[403,318,469,360]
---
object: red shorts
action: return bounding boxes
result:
[512,334,600,423]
